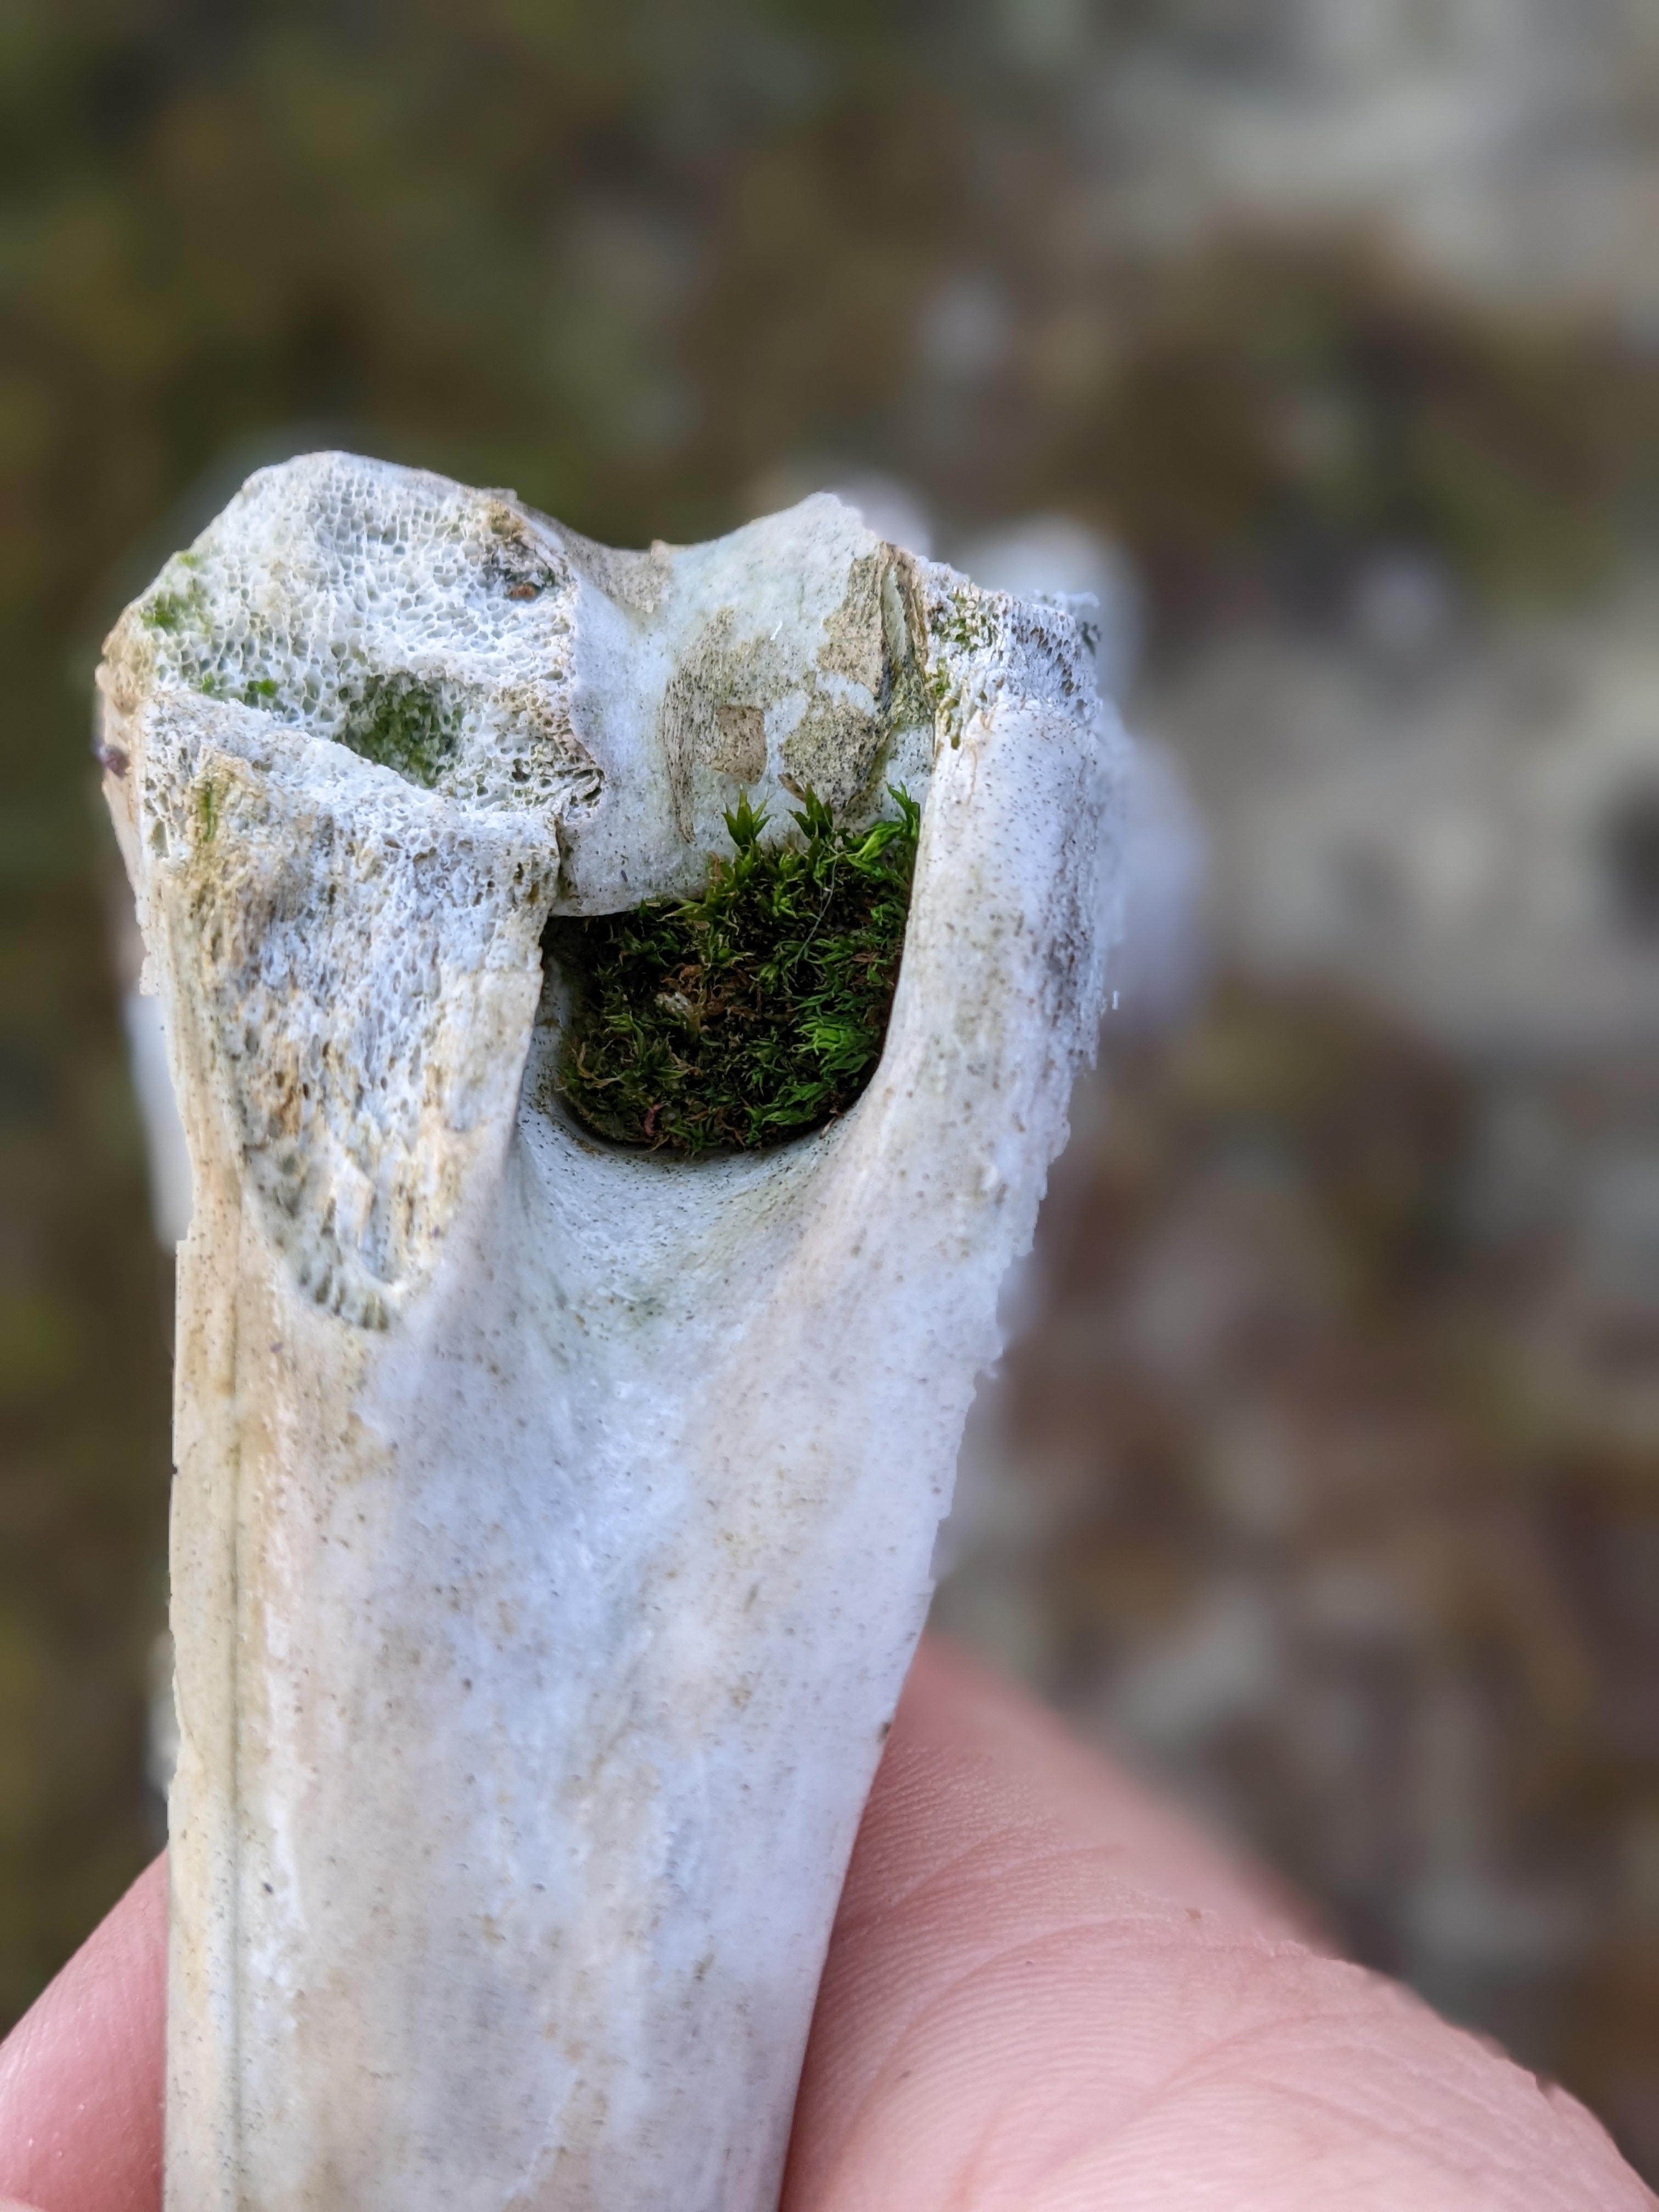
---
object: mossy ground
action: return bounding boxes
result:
[552,788,918,1153]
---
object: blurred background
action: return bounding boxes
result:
[2,0,1657,2175]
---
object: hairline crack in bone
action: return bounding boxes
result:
[97,452,1127,2211]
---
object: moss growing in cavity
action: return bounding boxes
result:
[553,789,920,1154]
[337,672,460,787]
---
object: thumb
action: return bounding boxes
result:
[785,1636,1651,2212]
[0,1854,165,2212]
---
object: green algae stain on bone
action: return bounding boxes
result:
[924,582,1003,751]
[140,557,211,643]
[135,545,462,791]
[335,672,461,788]
[211,653,462,791]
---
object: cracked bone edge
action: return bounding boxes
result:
[97,453,1126,2212]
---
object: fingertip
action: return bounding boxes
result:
[787,1641,1651,2212]
[0,1853,166,2212]
[856,1632,1313,1942]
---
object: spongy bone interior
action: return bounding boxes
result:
[126,452,934,915]
[134,457,601,818]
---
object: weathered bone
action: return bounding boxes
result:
[98,453,1124,2211]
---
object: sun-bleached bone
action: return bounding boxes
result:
[98,452,1125,2212]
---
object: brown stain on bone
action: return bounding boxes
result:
[814,549,889,692]
[780,550,907,815]
[659,549,922,839]
[659,607,772,839]
[706,703,766,781]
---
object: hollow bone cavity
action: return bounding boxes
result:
[98,452,1125,2211]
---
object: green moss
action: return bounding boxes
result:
[336,672,460,787]
[552,787,919,1154]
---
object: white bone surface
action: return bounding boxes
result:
[98,453,1126,2211]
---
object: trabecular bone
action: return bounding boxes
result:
[99,452,1125,2212]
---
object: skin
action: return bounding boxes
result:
[0,1639,1649,2212]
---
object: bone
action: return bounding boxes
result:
[98,452,1125,2211]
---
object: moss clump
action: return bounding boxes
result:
[553,787,919,1154]
[337,671,460,786]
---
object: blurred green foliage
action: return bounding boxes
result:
[1,0,1656,2028]
[5,1,1655,627]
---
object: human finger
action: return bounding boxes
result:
[785,1635,1651,2212]
[0,1853,165,2212]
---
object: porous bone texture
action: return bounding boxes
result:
[98,453,1126,2211]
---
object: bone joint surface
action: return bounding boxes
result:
[97,453,1126,2211]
